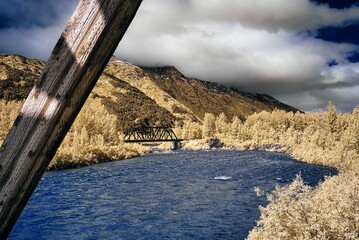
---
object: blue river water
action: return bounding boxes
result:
[10,150,337,240]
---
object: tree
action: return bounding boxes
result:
[230,116,242,139]
[215,112,228,137]
[202,113,216,138]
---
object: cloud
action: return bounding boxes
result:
[0,26,63,60]
[278,84,359,113]
[0,0,76,60]
[119,0,359,36]
[188,0,359,32]
[116,0,359,112]
[1,0,359,112]
[0,0,74,29]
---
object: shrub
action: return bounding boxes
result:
[0,98,150,170]
[248,173,359,240]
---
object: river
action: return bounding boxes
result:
[9,150,337,239]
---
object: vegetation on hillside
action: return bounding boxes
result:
[0,98,150,170]
[0,100,23,144]
[144,66,298,121]
[100,74,176,131]
[0,54,300,134]
[105,62,199,124]
[0,54,44,100]
[175,102,359,170]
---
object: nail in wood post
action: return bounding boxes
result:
[0,0,142,237]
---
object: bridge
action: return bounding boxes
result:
[124,125,182,143]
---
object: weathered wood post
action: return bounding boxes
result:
[0,0,142,237]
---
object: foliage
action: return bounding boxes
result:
[0,100,23,146]
[248,173,359,239]
[0,98,150,170]
[177,105,359,170]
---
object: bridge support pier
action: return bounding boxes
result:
[171,141,181,150]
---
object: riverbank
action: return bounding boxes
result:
[48,143,152,170]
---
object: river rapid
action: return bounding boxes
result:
[10,150,337,239]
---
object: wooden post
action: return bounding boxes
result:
[0,0,142,237]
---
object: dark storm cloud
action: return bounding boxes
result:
[0,0,77,60]
[0,0,75,29]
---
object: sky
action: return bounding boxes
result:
[0,0,359,112]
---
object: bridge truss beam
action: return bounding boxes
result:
[124,126,182,143]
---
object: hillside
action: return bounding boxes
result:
[142,66,298,120]
[0,53,299,130]
[0,54,45,100]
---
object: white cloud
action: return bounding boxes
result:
[116,0,359,111]
[321,63,359,85]
[188,0,359,31]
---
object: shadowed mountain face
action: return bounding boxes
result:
[0,54,45,100]
[0,54,299,130]
[142,66,299,120]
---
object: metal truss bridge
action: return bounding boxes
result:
[124,125,182,143]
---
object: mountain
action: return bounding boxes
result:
[142,66,298,120]
[0,54,299,130]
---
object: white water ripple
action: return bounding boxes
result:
[214,176,232,180]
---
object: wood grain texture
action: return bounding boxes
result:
[0,0,142,237]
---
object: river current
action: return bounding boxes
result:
[10,150,337,239]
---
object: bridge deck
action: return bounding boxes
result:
[124,139,184,143]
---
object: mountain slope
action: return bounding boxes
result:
[0,54,300,131]
[0,54,44,100]
[142,66,298,120]
[103,59,199,125]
